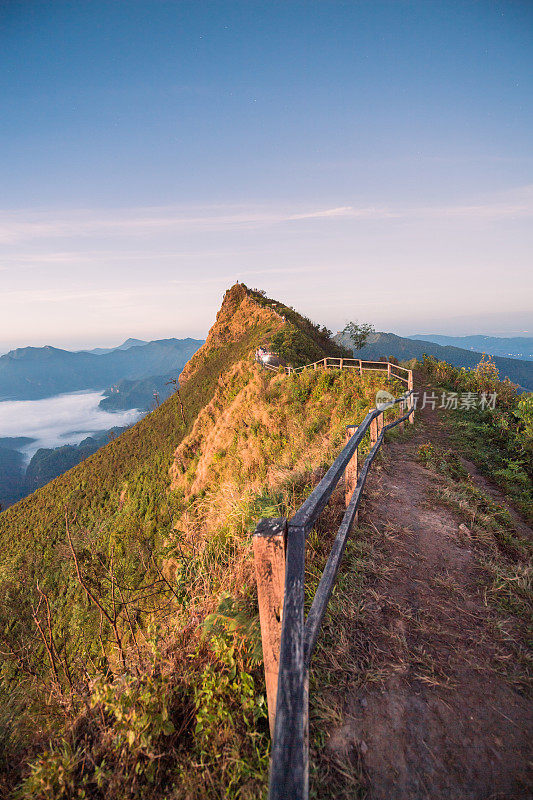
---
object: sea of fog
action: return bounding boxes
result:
[0,391,143,462]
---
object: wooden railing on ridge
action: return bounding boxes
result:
[262,355,412,386]
[252,360,414,799]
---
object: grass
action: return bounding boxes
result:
[417,442,530,558]
[421,353,533,524]
[1,320,402,798]
[416,440,532,689]
[309,527,374,800]
[445,408,533,523]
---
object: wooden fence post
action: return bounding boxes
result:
[359,360,363,377]
[339,358,343,371]
[408,371,414,425]
[369,409,378,447]
[399,399,405,432]
[376,410,384,437]
[323,358,327,369]
[303,669,310,798]
[387,362,391,380]
[253,518,287,737]
[344,427,358,521]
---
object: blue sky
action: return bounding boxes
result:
[1,0,532,350]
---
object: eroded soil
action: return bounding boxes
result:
[315,387,532,800]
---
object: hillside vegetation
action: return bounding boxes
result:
[1,285,530,799]
[421,354,533,522]
[0,284,398,798]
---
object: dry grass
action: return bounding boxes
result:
[162,364,404,798]
[162,364,402,796]
[167,363,399,613]
[8,356,404,799]
[306,495,391,799]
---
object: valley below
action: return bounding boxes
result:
[0,336,203,508]
[0,391,144,507]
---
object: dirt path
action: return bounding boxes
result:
[320,391,532,799]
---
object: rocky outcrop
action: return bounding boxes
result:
[178,283,284,386]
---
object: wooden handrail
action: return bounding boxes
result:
[260,357,413,384]
[302,408,409,666]
[290,409,376,533]
[253,388,415,800]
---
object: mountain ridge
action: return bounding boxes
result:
[408,333,533,360]
[0,337,204,400]
[0,284,348,509]
[335,330,533,390]
[85,337,149,355]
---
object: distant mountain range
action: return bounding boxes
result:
[84,337,149,355]
[0,337,204,401]
[334,331,533,391]
[2,327,531,510]
[0,442,26,508]
[409,334,533,361]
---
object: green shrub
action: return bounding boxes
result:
[192,633,269,794]
[421,356,532,520]
[89,672,175,759]
[17,744,88,800]
[515,393,533,453]
[417,442,467,481]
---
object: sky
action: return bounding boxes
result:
[1,0,532,352]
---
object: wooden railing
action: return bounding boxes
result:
[253,383,414,800]
[262,356,412,386]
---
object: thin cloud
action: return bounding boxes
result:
[0,188,532,261]
[0,207,283,244]
[0,205,403,244]
[288,206,399,220]
[1,284,168,306]
[1,189,531,246]
[2,248,261,268]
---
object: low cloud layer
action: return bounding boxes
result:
[0,392,142,461]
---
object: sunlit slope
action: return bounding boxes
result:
[0,283,404,797]
[0,285,280,554]
[0,283,348,671]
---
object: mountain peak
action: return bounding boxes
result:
[3,345,66,361]
[178,283,351,386]
[118,338,148,350]
[178,283,284,385]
